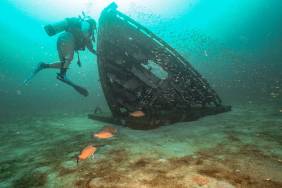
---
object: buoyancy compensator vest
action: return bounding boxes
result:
[44,13,96,51]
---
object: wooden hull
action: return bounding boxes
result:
[90,3,231,129]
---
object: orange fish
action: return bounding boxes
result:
[130,111,145,118]
[102,126,117,134]
[192,176,209,186]
[77,145,96,164]
[93,131,114,139]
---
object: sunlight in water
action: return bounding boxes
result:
[8,0,196,21]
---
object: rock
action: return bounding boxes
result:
[192,175,209,186]
[88,177,105,187]
[216,181,235,188]
[158,158,167,163]
[61,160,77,170]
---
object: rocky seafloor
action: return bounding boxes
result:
[0,103,281,188]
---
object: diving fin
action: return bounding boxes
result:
[57,74,89,97]
[23,62,46,85]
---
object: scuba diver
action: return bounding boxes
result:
[24,13,97,97]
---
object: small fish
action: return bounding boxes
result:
[130,111,145,118]
[102,126,117,134]
[279,109,282,113]
[94,131,114,139]
[77,145,97,164]
[192,176,209,186]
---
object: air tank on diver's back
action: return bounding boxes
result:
[44,19,69,36]
[44,12,96,37]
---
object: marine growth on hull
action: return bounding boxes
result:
[89,3,231,129]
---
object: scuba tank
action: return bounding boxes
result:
[44,12,96,38]
[44,19,68,36]
[44,17,81,37]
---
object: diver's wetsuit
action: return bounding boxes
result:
[42,19,96,78]
[23,17,97,96]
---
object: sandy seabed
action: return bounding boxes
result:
[0,103,282,188]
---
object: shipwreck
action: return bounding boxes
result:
[89,3,231,129]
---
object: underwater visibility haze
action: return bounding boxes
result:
[0,0,282,187]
